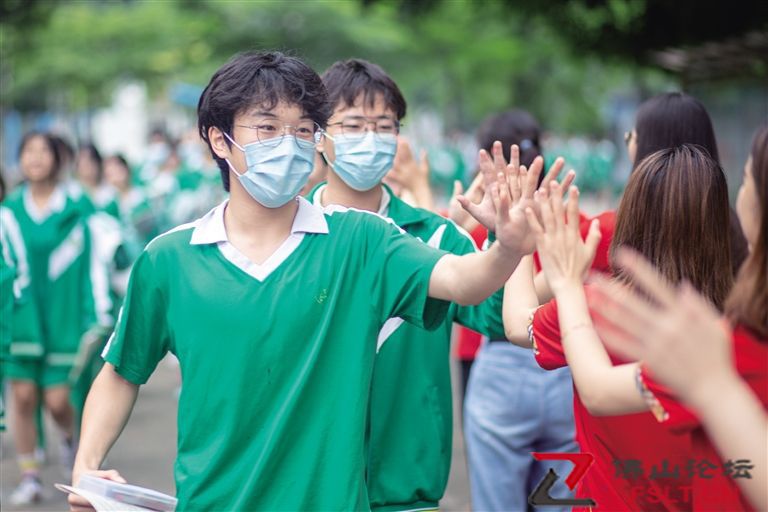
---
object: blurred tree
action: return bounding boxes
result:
[370,0,768,66]
[0,0,669,134]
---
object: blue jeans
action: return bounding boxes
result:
[464,342,578,512]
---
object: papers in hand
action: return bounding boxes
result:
[56,484,151,511]
[56,476,177,512]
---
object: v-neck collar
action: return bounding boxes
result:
[23,185,67,223]
[190,196,328,282]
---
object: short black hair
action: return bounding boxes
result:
[198,51,331,191]
[477,109,543,186]
[321,59,407,121]
[634,92,719,168]
[18,131,62,180]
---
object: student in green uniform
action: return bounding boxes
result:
[103,154,160,252]
[4,132,114,506]
[70,50,544,512]
[310,59,497,511]
[0,174,42,435]
[0,174,10,433]
[310,59,571,511]
[75,143,120,218]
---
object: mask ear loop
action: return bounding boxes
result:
[316,128,336,169]
[222,132,247,177]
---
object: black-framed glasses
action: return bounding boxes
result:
[235,121,322,148]
[326,116,401,138]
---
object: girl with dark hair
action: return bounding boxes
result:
[579,125,767,511]
[76,143,118,216]
[103,154,158,248]
[626,91,749,275]
[3,132,113,506]
[504,144,733,510]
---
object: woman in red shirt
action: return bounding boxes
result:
[524,127,767,510]
[504,144,733,510]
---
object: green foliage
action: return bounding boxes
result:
[0,0,667,133]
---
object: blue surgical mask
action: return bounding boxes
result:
[224,133,315,208]
[325,132,397,192]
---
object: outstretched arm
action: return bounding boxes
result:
[527,182,645,415]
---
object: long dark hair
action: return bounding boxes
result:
[611,144,733,309]
[726,125,768,337]
[633,92,748,275]
[634,92,719,167]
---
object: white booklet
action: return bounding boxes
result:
[55,475,177,512]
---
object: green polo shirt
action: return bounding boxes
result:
[102,196,450,511]
[310,183,505,511]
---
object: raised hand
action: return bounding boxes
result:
[386,136,434,210]
[456,141,510,231]
[525,182,601,294]
[457,140,575,237]
[448,172,484,232]
[490,155,553,256]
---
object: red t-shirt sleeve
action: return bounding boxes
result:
[532,299,568,370]
[533,210,615,274]
[590,210,616,274]
[638,367,700,433]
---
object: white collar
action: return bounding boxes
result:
[312,184,390,217]
[190,196,329,245]
[24,185,67,223]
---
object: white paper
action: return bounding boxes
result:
[55,484,154,512]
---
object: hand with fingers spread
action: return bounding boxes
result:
[525,182,601,295]
[589,249,735,406]
[387,137,434,210]
[456,140,575,238]
[490,153,560,256]
[448,173,484,232]
[456,141,511,231]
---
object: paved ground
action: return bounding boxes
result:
[1,355,472,511]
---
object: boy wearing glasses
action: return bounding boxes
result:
[310,59,511,511]
[70,51,536,511]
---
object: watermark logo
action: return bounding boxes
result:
[528,452,596,507]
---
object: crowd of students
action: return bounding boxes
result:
[0,128,224,505]
[0,50,764,512]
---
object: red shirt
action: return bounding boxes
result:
[533,210,616,274]
[455,223,491,360]
[533,289,693,511]
[640,325,768,511]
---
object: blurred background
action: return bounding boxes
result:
[0,1,767,509]
[2,0,766,206]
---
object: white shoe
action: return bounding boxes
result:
[9,475,43,506]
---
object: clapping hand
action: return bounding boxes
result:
[456,140,574,255]
[525,182,601,294]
